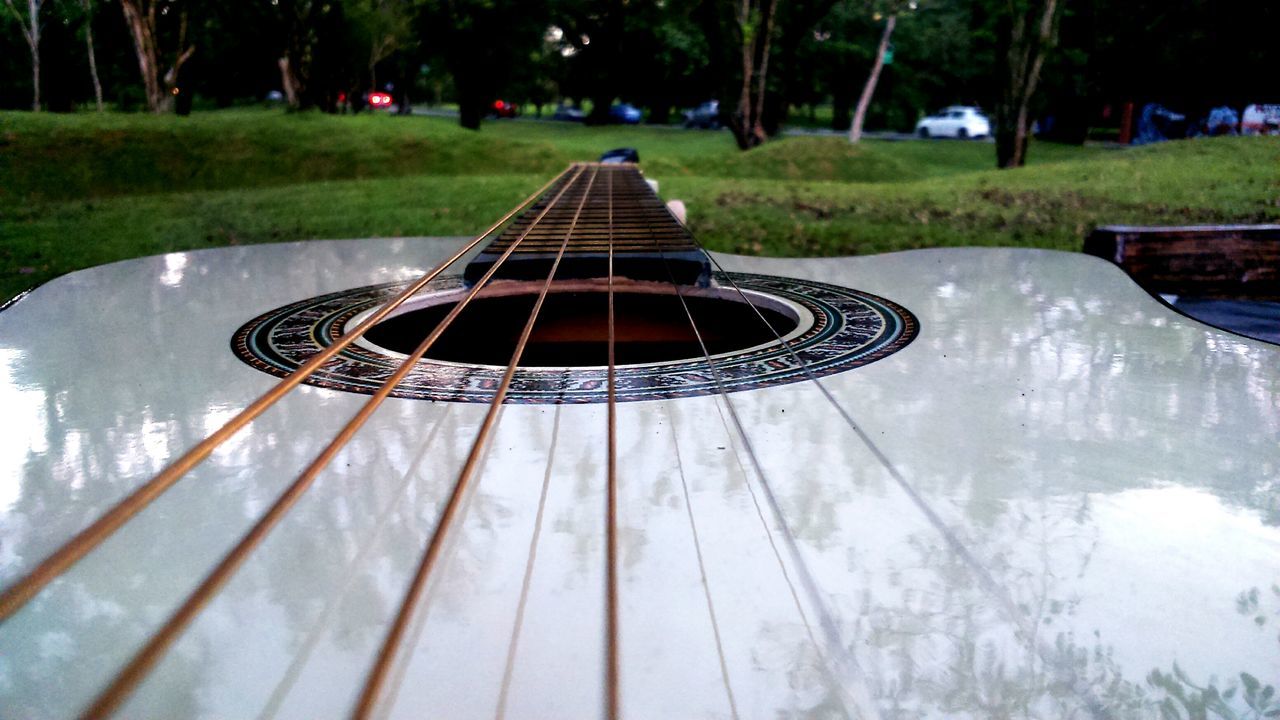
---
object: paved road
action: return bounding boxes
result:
[411,106,994,142]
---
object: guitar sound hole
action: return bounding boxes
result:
[363,290,800,367]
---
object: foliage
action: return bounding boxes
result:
[415,0,549,128]
[4,110,1278,302]
[3,0,1279,154]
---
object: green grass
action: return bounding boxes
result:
[670,139,1280,256]
[3,108,1278,302]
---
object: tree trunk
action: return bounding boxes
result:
[3,0,42,110]
[279,0,322,110]
[729,0,780,150]
[31,34,40,111]
[849,15,895,143]
[994,0,1062,168]
[459,102,483,130]
[82,0,103,111]
[458,83,484,130]
[279,57,299,106]
[28,0,40,111]
[120,0,194,114]
[587,92,614,125]
[160,9,195,109]
[120,0,162,112]
[369,34,396,91]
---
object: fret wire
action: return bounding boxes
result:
[351,165,602,720]
[604,166,621,720]
[76,165,592,720]
[0,166,575,626]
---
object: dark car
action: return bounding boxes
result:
[365,91,394,111]
[683,100,721,129]
[609,103,642,124]
[552,104,585,122]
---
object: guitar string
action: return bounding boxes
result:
[377,427,501,720]
[0,167,574,625]
[604,165,621,720]
[609,166,732,712]
[359,168,598,720]
[78,165,592,720]
[663,404,740,720]
[640,208,866,720]
[256,399,459,720]
[616,167,737,717]
[493,403,563,720]
[258,364,484,719]
[686,240,1112,718]
[350,164,601,719]
[489,366,574,720]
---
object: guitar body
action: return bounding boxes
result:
[2,232,1278,717]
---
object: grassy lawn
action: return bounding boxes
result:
[3,109,1279,302]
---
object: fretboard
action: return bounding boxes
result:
[463,163,709,286]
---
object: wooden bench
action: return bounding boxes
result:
[1084,225,1280,300]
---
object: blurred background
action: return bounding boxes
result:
[3,0,1279,141]
[3,0,1279,305]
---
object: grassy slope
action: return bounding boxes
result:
[672,139,1280,256]
[3,109,1278,301]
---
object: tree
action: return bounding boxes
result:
[3,0,42,110]
[275,0,358,112]
[763,0,841,131]
[276,0,326,109]
[848,10,895,142]
[418,0,549,130]
[119,0,197,113]
[550,0,631,125]
[351,0,415,90]
[993,0,1063,167]
[80,0,103,111]
[630,1,712,124]
[725,0,781,148]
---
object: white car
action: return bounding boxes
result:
[915,106,991,139]
[1241,104,1280,135]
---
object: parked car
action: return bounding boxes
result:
[1203,106,1240,136]
[490,99,518,118]
[683,100,721,129]
[552,104,585,122]
[915,106,991,139]
[365,91,394,110]
[609,103,643,124]
[1133,103,1187,145]
[1241,104,1280,135]
[360,90,394,112]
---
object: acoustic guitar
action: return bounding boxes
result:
[1,163,1277,719]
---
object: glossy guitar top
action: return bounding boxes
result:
[1,237,1277,719]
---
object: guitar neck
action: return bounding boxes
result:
[463,163,710,286]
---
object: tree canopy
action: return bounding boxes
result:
[3,0,1278,159]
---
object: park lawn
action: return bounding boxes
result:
[3,109,1279,302]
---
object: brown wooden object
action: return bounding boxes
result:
[1084,225,1280,299]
